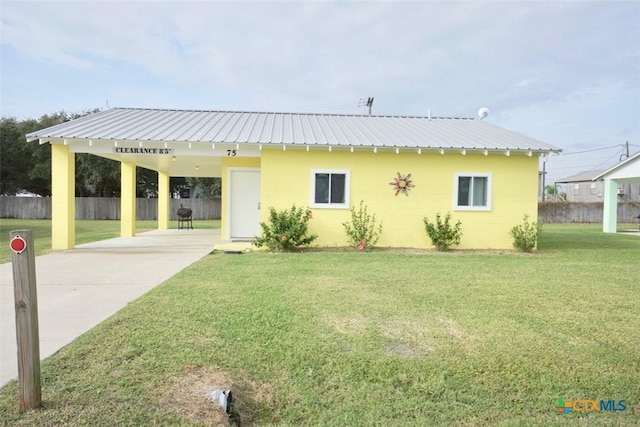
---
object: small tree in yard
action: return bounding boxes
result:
[254,205,317,251]
[423,212,462,251]
[342,200,383,251]
[510,214,542,252]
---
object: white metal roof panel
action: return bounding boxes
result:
[593,151,640,181]
[25,107,562,152]
[556,170,607,183]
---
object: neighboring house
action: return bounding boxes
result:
[25,108,561,250]
[556,170,640,203]
[556,170,606,202]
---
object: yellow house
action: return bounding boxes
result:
[26,108,561,250]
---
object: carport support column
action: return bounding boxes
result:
[602,178,618,233]
[121,162,136,237]
[51,145,75,250]
[158,171,170,230]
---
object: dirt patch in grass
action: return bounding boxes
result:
[159,365,273,426]
[380,318,434,356]
[382,342,419,358]
[437,316,477,352]
[379,317,477,356]
[325,314,370,335]
[160,365,231,426]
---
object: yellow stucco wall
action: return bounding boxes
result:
[158,171,170,230]
[220,156,261,240]
[259,148,539,249]
[51,144,75,250]
[120,162,136,237]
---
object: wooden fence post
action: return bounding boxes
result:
[10,229,41,411]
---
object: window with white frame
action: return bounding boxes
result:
[311,169,350,208]
[454,173,492,211]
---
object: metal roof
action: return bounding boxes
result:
[593,151,640,181]
[555,170,607,183]
[26,107,561,153]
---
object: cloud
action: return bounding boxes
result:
[1,0,638,170]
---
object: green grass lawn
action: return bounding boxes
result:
[0,224,638,426]
[0,219,221,264]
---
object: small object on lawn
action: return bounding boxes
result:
[206,389,232,413]
[223,250,245,254]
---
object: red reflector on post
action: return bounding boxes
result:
[10,236,27,254]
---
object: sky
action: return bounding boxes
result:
[1,0,639,184]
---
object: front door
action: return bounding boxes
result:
[229,169,261,239]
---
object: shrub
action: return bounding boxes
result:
[342,200,383,251]
[254,205,317,251]
[510,214,542,252]
[423,212,462,251]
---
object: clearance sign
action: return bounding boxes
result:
[113,147,174,155]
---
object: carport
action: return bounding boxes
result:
[25,108,261,249]
[594,152,640,233]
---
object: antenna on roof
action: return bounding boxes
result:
[106,100,111,109]
[478,107,490,120]
[359,97,374,115]
[366,97,374,115]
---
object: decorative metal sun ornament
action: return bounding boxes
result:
[390,172,415,196]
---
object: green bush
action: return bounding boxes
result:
[254,205,317,251]
[423,212,462,251]
[510,214,542,252]
[342,200,383,251]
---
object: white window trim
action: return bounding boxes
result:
[310,169,350,209]
[454,173,492,211]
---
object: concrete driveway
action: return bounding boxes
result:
[1,229,219,388]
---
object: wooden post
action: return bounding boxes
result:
[10,229,41,411]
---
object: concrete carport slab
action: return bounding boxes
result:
[1,229,219,388]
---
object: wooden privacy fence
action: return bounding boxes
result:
[538,201,640,223]
[0,197,221,220]
[0,197,51,219]
[2,197,638,223]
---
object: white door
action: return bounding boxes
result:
[229,169,261,239]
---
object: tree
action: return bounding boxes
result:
[0,118,34,195]
[75,154,121,197]
[136,167,158,198]
[1,110,100,196]
[186,177,221,199]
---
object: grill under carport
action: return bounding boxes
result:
[177,205,193,230]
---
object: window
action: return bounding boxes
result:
[454,173,492,211]
[311,169,350,208]
[590,182,597,195]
